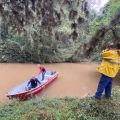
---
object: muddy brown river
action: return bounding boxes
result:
[0,63,119,104]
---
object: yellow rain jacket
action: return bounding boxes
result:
[99,49,120,78]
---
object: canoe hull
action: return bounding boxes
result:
[7,72,58,100]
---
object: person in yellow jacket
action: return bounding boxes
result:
[95,43,120,101]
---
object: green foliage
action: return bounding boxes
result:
[1,0,120,63]
[90,0,120,33]
[0,87,120,120]
[87,0,120,61]
[0,23,60,63]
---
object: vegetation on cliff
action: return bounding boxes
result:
[70,0,120,62]
[0,0,120,63]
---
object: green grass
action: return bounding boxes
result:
[0,86,120,120]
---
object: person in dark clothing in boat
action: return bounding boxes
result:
[27,76,41,90]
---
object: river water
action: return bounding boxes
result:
[0,63,119,104]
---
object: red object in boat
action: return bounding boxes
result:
[6,71,58,100]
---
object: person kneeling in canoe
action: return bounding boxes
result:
[27,76,41,90]
[37,64,46,81]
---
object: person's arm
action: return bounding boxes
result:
[36,78,41,84]
[27,80,31,86]
[39,67,43,74]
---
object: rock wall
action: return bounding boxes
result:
[0,0,119,63]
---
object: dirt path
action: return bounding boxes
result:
[0,63,119,104]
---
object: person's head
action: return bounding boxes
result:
[37,64,41,68]
[37,64,44,69]
[31,76,35,81]
[107,43,116,50]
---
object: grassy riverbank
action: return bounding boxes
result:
[0,86,120,120]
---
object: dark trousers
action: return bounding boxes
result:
[42,71,46,81]
[95,74,113,100]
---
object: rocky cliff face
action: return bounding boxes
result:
[0,0,119,63]
[0,0,87,63]
[0,0,86,37]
